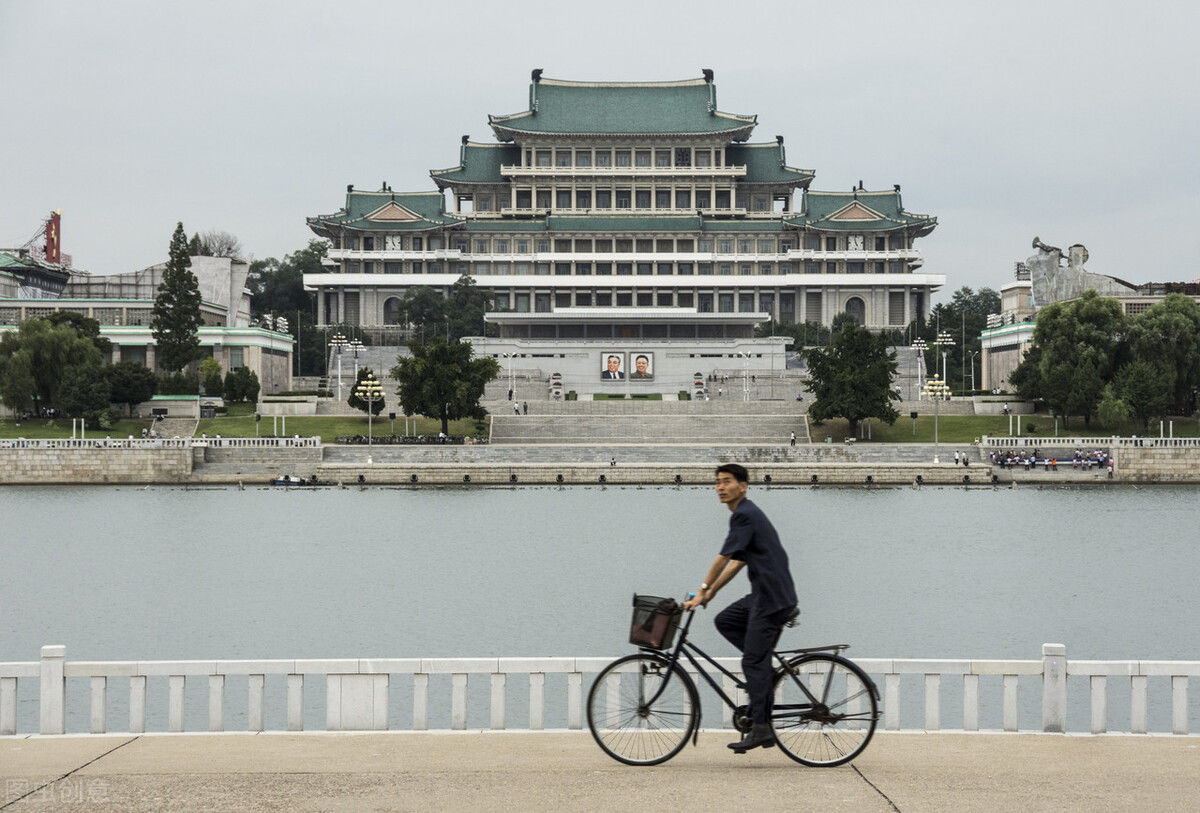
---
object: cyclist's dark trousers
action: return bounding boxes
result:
[715,594,794,724]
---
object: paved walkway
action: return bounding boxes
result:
[2,732,1197,811]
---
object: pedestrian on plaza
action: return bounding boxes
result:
[513,402,521,416]
[953,450,960,465]
[522,401,528,415]
[683,463,798,753]
[507,388,513,401]
[789,431,796,447]
[718,387,723,397]
[610,456,616,467]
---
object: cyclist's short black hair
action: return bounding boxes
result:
[715,463,749,483]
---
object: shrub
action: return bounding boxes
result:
[159,371,198,395]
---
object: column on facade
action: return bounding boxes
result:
[337,289,345,324]
[317,289,327,326]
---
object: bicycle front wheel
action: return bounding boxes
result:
[772,653,878,767]
[586,652,698,766]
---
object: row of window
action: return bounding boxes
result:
[499,187,753,212]
[341,234,909,253]
[345,260,909,275]
[521,147,728,169]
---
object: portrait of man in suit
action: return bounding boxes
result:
[629,353,654,380]
[600,353,625,380]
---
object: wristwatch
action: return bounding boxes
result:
[700,582,710,591]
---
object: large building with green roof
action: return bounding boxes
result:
[305,71,942,332]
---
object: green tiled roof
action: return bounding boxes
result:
[727,143,814,186]
[788,189,937,234]
[489,76,756,139]
[431,143,521,186]
[307,190,462,233]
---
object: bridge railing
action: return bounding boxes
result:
[2,644,1197,736]
[981,435,1200,449]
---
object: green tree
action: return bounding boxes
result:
[1112,361,1170,430]
[445,274,492,341]
[45,311,111,355]
[1096,385,1132,429]
[1126,293,1200,413]
[347,367,386,416]
[223,367,260,404]
[0,318,103,414]
[1021,291,1127,426]
[199,357,224,398]
[58,364,112,427]
[391,340,499,435]
[152,222,203,372]
[398,286,449,343]
[105,361,158,415]
[803,323,900,436]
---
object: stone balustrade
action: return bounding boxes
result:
[3,644,1196,737]
[982,435,1200,449]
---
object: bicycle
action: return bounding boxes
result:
[586,595,880,767]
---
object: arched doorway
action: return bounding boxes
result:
[844,296,866,325]
[383,297,403,325]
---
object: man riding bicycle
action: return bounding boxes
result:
[683,463,798,753]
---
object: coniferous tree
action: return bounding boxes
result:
[152,223,203,372]
[347,367,386,416]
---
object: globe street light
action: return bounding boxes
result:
[348,338,364,381]
[934,330,954,384]
[922,374,952,462]
[911,337,928,399]
[354,372,384,447]
[329,333,348,403]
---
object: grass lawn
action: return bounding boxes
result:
[809,414,1200,444]
[194,414,490,442]
[0,418,153,439]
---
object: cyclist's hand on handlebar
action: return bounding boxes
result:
[683,590,709,611]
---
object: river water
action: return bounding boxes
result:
[3,484,1197,732]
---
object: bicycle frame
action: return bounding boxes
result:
[638,608,844,720]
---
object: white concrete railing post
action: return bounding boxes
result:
[1042,643,1067,732]
[39,645,66,735]
[0,676,17,735]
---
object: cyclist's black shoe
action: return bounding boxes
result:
[728,724,775,753]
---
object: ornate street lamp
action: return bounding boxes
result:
[354,372,385,447]
[348,338,364,381]
[922,374,952,462]
[912,337,928,398]
[329,333,348,403]
[934,330,954,384]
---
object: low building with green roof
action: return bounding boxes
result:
[306,70,943,337]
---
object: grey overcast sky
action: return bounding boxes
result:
[2,0,1198,299]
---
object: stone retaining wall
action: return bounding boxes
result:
[0,448,192,484]
[312,462,992,487]
[202,447,323,464]
[1113,447,1200,482]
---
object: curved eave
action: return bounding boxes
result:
[740,169,815,186]
[307,217,463,235]
[429,170,499,189]
[488,119,757,142]
[791,217,937,234]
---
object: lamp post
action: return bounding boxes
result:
[911,337,927,400]
[348,338,364,381]
[738,351,750,402]
[922,374,952,462]
[354,372,384,447]
[968,350,979,395]
[329,333,348,403]
[934,330,954,385]
[501,352,517,400]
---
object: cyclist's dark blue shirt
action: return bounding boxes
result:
[718,497,797,615]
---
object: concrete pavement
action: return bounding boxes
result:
[2,732,1198,811]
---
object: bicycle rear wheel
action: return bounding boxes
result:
[771,653,878,767]
[586,652,698,766]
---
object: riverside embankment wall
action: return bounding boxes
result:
[0,447,192,484]
[1112,447,1200,482]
